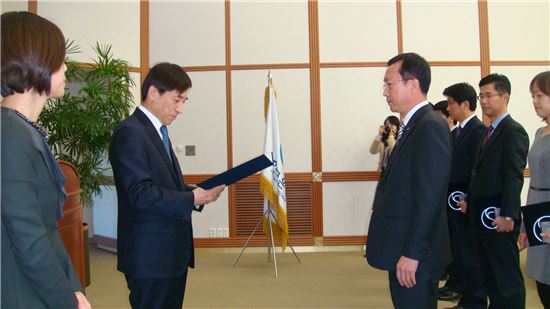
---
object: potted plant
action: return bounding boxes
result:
[38,41,135,286]
[39,41,135,207]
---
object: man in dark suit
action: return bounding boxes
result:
[109,63,225,309]
[366,53,452,309]
[459,74,528,309]
[442,82,487,309]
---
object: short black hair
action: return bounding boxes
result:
[479,73,511,95]
[443,82,478,111]
[433,100,450,118]
[141,62,192,101]
[1,11,66,96]
[387,52,431,95]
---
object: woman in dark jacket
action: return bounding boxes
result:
[1,11,91,309]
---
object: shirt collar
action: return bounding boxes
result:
[138,105,163,138]
[402,100,429,127]
[460,114,476,128]
[490,112,509,129]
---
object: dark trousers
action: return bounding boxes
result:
[388,263,439,309]
[125,270,188,309]
[472,230,525,309]
[537,281,550,309]
[448,211,487,308]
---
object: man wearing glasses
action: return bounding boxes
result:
[366,53,452,309]
[459,73,528,308]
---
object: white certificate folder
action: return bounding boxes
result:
[197,155,272,189]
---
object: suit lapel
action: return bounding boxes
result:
[134,109,180,184]
[454,116,479,146]
[475,115,510,167]
[384,105,430,177]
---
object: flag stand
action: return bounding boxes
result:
[231,207,301,278]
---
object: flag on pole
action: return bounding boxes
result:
[260,73,288,251]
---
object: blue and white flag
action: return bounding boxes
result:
[260,75,288,250]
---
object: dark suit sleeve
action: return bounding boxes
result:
[110,125,196,219]
[500,125,529,219]
[1,142,79,308]
[403,121,451,261]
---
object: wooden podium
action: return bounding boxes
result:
[57,160,86,288]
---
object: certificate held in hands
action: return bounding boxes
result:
[198,155,272,189]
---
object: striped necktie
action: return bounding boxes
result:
[396,124,405,141]
[483,125,494,147]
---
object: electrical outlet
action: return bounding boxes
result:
[216,228,223,238]
[209,228,216,238]
[222,228,229,237]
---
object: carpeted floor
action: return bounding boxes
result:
[85,245,543,309]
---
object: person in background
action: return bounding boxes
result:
[366,52,452,309]
[109,63,225,309]
[441,82,487,309]
[1,11,92,309]
[518,71,550,309]
[459,73,528,309]
[369,115,400,172]
[434,100,458,130]
[434,100,462,302]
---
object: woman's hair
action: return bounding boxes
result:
[530,71,550,97]
[384,115,400,137]
[1,11,66,97]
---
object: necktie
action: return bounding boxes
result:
[483,125,494,147]
[455,125,462,138]
[160,125,172,160]
[396,124,405,141]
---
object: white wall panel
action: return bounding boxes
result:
[1,0,27,13]
[488,1,550,61]
[402,0,480,61]
[323,181,376,236]
[491,66,550,151]
[38,1,140,67]
[231,0,309,64]
[170,71,227,174]
[192,191,229,238]
[150,1,225,67]
[232,69,311,172]
[321,67,390,172]
[318,1,397,62]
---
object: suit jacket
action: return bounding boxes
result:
[449,116,486,186]
[366,104,452,273]
[109,108,201,279]
[468,114,529,224]
[1,109,82,308]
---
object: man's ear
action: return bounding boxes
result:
[147,85,159,101]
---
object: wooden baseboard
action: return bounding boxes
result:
[93,234,370,251]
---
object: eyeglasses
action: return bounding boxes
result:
[383,79,410,90]
[477,93,503,100]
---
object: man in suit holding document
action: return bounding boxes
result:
[459,73,528,309]
[366,53,452,309]
[109,62,225,309]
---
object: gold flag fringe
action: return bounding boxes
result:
[260,174,289,251]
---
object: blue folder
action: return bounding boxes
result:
[197,154,272,189]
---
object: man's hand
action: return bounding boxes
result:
[396,256,419,288]
[492,216,514,232]
[193,185,225,205]
[458,200,468,214]
[75,291,91,309]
